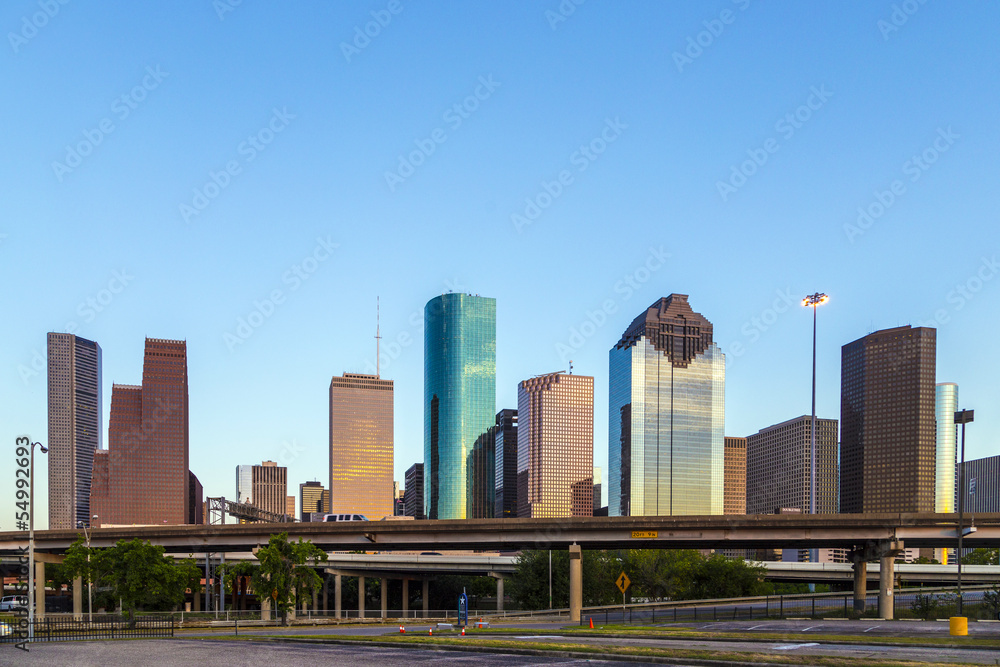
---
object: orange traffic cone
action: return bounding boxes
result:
[428,628,433,636]
[399,625,405,633]
[589,617,594,629]
[461,627,465,636]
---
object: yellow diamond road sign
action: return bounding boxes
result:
[616,571,631,594]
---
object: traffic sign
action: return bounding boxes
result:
[616,571,631,594]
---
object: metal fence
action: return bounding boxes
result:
[580,589,997,626]
[1,615,174,642]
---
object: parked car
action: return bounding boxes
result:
[323,514,369,522]
[0,596,27,612]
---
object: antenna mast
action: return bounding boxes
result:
[375,296,382,378]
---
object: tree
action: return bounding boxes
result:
[92,538,193,620]
[625,549,701,601]
[686,554,768,600]
[961,548,999,565]
[250,533,327,625]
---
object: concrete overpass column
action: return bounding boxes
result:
[73,576,83,621]
[402,579,409,615]
[422,580,429,618]
[380,578,387,619]
[496,576,504,612]
[35,562,45,620]
[260,596,270,622]
[879,555,895,620]
[335,574,342,618]
[358,576,365,619]
[852,560,867,614]
[568,544,582,623]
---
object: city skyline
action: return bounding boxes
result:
[4,3,998,529]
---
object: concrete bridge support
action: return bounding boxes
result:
[852,559,867,613]
[358,576,365,619]
[380,578,387,619]
[496,576,505,612]
[73,576,83,621]
[334,574,342,618]
[569,544,582,622]
[879,554,896,620]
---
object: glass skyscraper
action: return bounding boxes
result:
[609,295,725,517]
[424,293,496,520]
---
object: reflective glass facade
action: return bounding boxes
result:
[424,293,496,519]
[935,383,958,514]
[609,296,724,516]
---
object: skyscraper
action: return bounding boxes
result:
[241,460,287,517]
[723,437,747,516]
[404,463,424,519]
[493,409,518,518]
[593,466,602,513]
[329,372,394,519]
[47,333,102,530]
[236,464,253,504]
[467,428,495,518]
[840,326,936,513]
[745,417,838,516]
[959,454,1000,514]
[299,480,330,521]
[517,371,594,518]
[90,338,191,525]
[609,295,725,517]
[424,293,496,520]
[935,383,959,564]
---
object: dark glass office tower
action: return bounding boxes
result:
[609,295,725,517]
[840,326,936,513]
[493,409,519,518]
[424,293,496,519]
[47,333,102,530]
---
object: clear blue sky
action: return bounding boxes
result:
[2,1,998,529]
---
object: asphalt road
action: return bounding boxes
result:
[1,640,644,666]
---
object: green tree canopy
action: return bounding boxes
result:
[91,538,194,618]
[250,532,328,625]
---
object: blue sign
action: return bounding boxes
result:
[458,593,468,626]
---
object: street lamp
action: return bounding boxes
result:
[28,440,48,641]
[954,408,974,616]
[77,516,97,624]
[802,293,829,517]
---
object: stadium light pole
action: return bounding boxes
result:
[802,293,829,518]
[954,409,974,616]
[28,440,48,641]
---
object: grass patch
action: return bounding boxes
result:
[201,633,986,666]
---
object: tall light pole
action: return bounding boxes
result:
[802,293,829,517]
[78,516,96,624]
[28,440,49,641]
[954,408,974,616]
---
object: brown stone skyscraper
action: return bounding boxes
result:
[746,416,838,515]
[723,437,746,515]
[840,326,936,513]
[91,338,191,525]
[517,372,594,518]
[329,372,393,519]
[47,333,102,530]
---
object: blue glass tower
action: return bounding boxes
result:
[609,295,725,516]
[424,293,496,519]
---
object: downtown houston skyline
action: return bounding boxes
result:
[2,2,998,529]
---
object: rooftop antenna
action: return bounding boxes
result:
[569,360,573,374]
[375,296,382,378]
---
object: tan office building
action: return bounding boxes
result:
[516,372,594,518]
[723,436,747,515]
[251,461,287,517]
[329,372,394,519]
